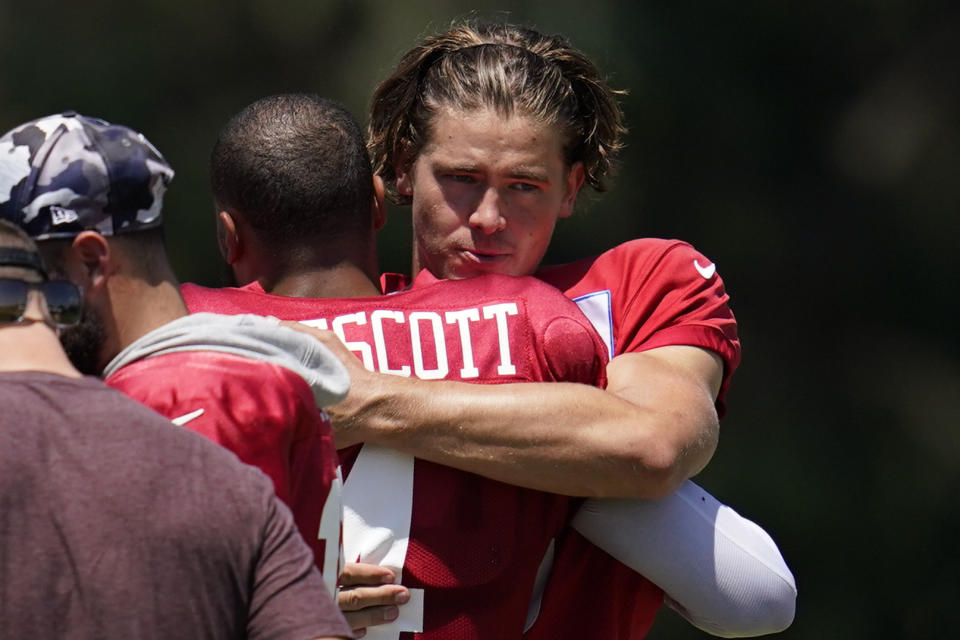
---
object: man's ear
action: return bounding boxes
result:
[395,153,414,197]
[216,211,241,264]
[372,175,387,231]
[70,231,111,291]
[559,162,586,219]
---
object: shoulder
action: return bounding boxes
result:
[462,276,611,386]
[538,238,699,287]
[180,282,222,311]
[8,373,280,494]
[108,349,304,385]
[411,273,596,329]
[1,377,284,527]
[106,351,317,421]
[2,372,185,439]
[181,282,268,315]
[411,270,570,302]
[539,238,730,306]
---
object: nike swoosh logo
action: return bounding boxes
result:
[171,408,205,426]
[694,260,716,279]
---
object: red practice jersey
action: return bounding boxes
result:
[522,238,741,639]
[183,271,609,640]
[105,350,343,593]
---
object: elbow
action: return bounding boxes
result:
[718,580,797,637]
[644,456,686,501]
[763,586,797,636]
[713,518,798,637]
[604,401,720,498]
[765,582,797,633]
[759,570,798,635]
[622,439,691,500]
[639,413,719,499]
[678,576,797,638]
[740,579,796,637]
[635,414,717,498]
[707,558,798,638]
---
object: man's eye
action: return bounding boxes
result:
[510,182,539,192]
[445,173,476,183]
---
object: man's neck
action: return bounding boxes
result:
[109,274,189,351]
[0,324,83,378]
[264,262,382,299]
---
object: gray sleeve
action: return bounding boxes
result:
[247,492,352,640]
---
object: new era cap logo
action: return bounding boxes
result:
[50,206,79,226]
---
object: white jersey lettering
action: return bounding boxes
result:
[318,465,344,597]
[371,310,411,377]
[332,312,375,371]
[298,303,519,380]
[483,302,519,376]
[409,311,448,380]
[343,445,425,638]
[444,308,481,378]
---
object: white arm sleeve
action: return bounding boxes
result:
[571,481,796,637]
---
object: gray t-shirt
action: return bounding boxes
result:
[0,371,350,640]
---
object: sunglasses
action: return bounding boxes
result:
[0,278,83,327]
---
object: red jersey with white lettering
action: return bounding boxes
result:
[523,238,741,639]
[105,350,343,593]
[183,272,608,640]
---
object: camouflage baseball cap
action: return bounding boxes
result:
[0,112,174,240]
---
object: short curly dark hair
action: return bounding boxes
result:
[211,94,374,250]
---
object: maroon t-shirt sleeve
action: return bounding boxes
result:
[247,493,351,640]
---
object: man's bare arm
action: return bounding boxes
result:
[303,325,722,499]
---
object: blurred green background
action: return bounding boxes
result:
[3,1,957,637]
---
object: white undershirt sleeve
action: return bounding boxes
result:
[571,480,796,637]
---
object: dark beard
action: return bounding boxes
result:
[58,304,107,376]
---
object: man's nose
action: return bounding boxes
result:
[467,188,506,234]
